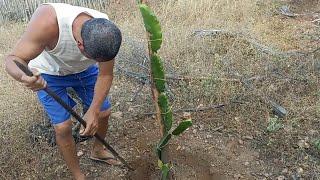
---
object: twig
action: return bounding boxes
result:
[246,75,267,81]
[280,5,320,18]
[117,57,149,70]
[240,77,287,118]
[142,105,223,115]
[166,74,241,82]
[130,82,145,102]
[143,101,245,115]
[175,104,226,112]
[212,126,224,132]
[192,29,307,57]
[279,5,297,17]
[192,29,223,37]
[115,65,149,83]
[312,47,320,53]
[0,168,6,179]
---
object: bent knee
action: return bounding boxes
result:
[54,120,73,138]
[99,109,111,119]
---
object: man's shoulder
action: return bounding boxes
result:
[29,5,58,35]
[26,4,58,43]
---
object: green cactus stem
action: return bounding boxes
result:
[158,93,173,133]
[139,3,163,52]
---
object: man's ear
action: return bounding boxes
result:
[77,40,85,51]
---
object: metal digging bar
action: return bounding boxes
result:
[14,60,134,171]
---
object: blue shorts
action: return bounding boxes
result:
[37,65,111,125]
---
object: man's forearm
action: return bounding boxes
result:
[4,55,28,82]
[90,74,113,113]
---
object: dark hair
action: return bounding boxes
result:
[81,18,122,61]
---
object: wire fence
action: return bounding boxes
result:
[0,0,110,22]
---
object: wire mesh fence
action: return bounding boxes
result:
[0,0,110,22]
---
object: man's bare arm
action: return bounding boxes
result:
[81,60,114,136]
[4,5,57,82]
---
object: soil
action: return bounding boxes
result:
[27,102,272,179]
[28,106,292,180]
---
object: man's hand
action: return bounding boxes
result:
[21,69,47,91]
[80,109,99,136]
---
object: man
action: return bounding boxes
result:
[4,3,122,180]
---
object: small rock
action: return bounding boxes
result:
[183,112,192,119]
[297,140,304,148]
[305,143,310,148]
[90,167,98,172]
[244,161,249,166]
[297,167,303,174]
[77,150,84,157]
[192,129,197,134]
[264,173,271,177]
[80,141,87,146]
[297,140,309,149]
[234,173,243,179]
[176,145,181,150]
[284,126,293,132]
[292,174,299,180]
[243,135,254,140]
[199,124,204,130]
[282,168,288,174]
[128,107,134,112]
[238,139,244,145]
[209,167,216,175]
[204,140,208,143]
[309,130,317,135]
[112,111,123,119]
[206,134,212,139]
[276,175,285,180]
[197,104,204,108]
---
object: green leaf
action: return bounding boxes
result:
[172,119,192,136]
[158,133,172,149]
[139,3,163,52]
[267,116,283,133]
[156,147,162,159]
[158,93,173,133]
[158,159,164,168]
[161,163,170,180]
[151,54,166,92]
[314,139,320,151]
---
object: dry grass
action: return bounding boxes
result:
[0,0,319,179]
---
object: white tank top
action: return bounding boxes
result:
[28,3,109,76]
